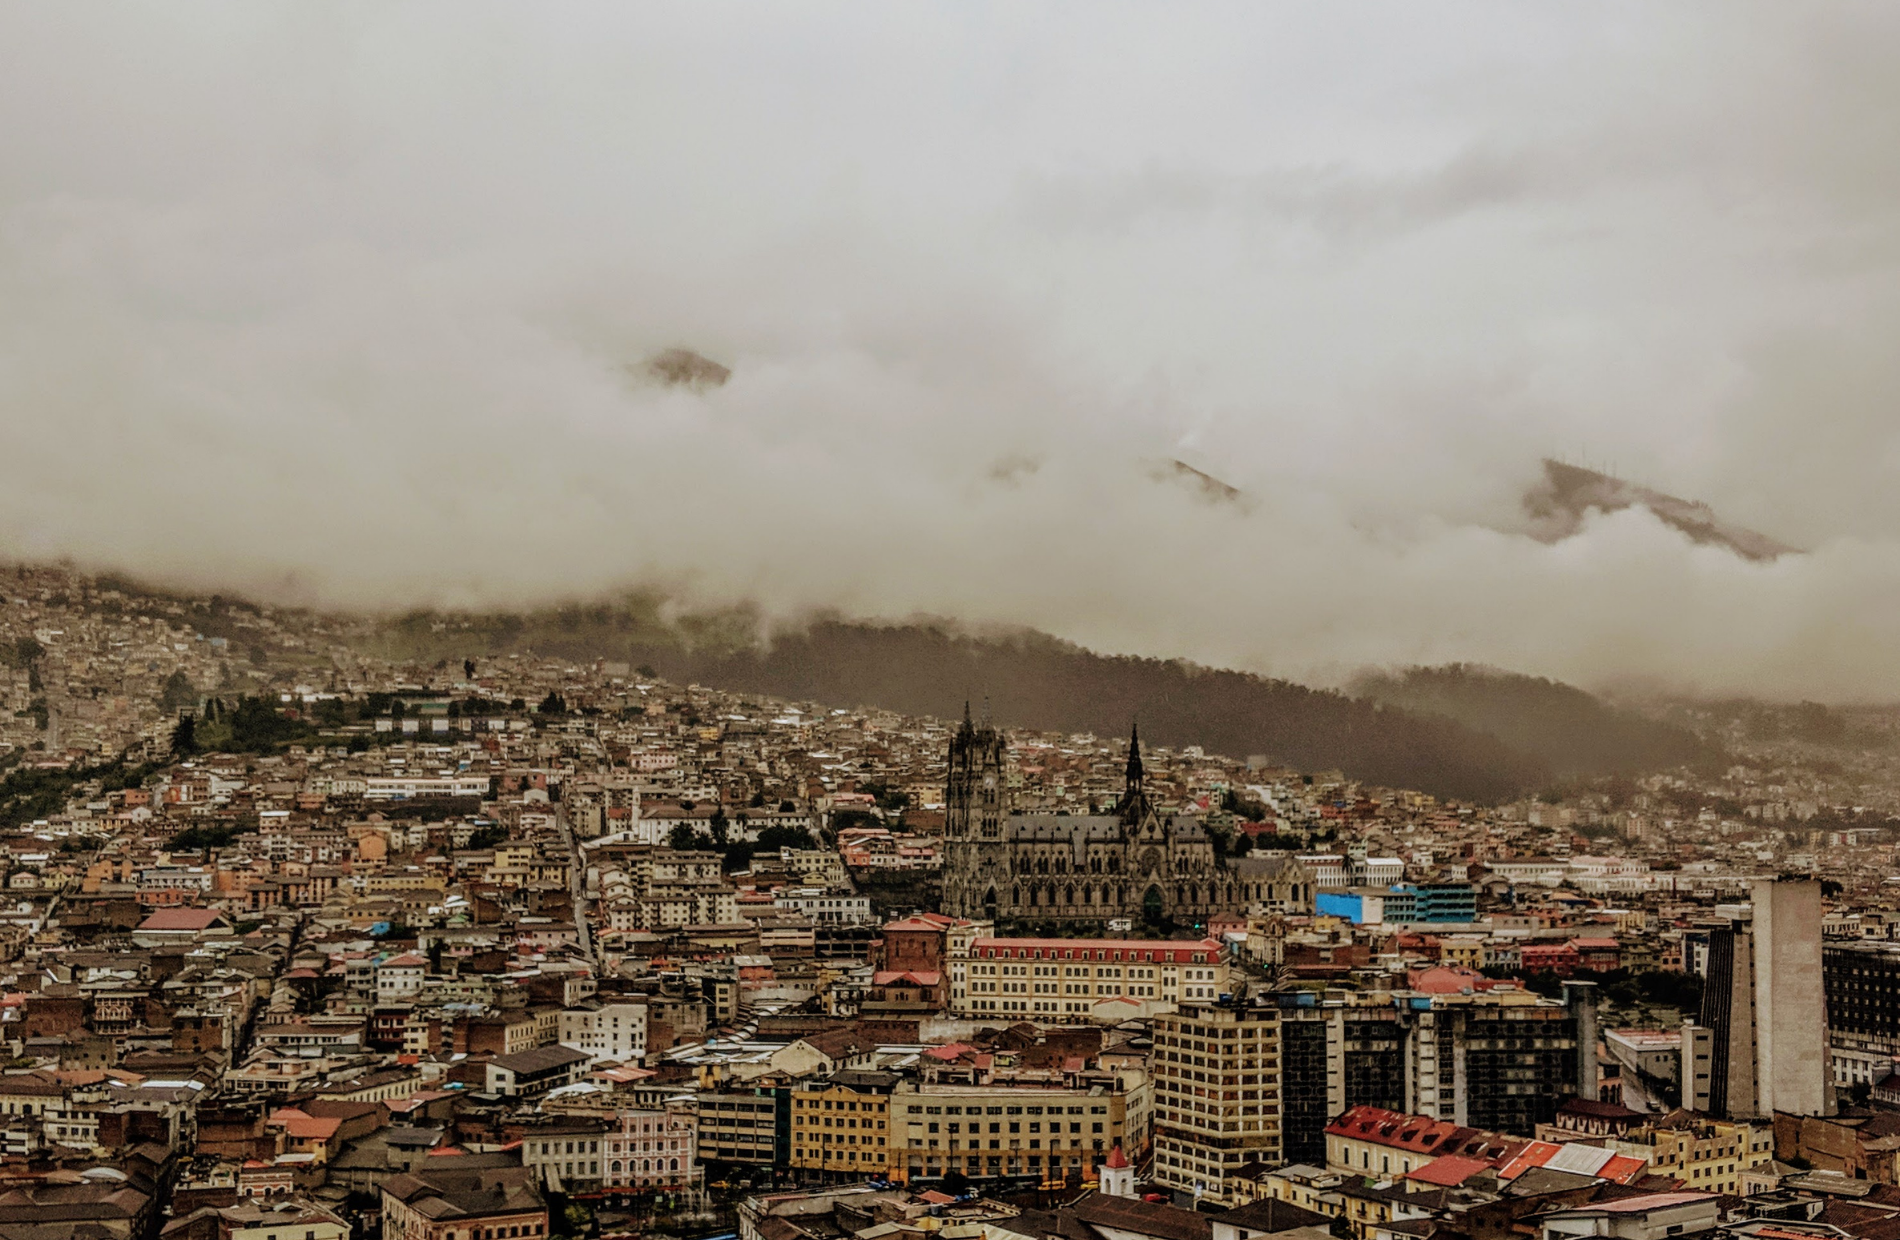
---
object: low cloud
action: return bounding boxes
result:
[6,4,1900,701]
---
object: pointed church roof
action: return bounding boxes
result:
[1125,721,1143,782]
[1104,1144,1130,1170]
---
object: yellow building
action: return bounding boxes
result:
[890,1080,1131,1186]
[1436,935,1486,970]
[1610,1117,1773,1195]
[363,870,446,894]
[789,1072,895,1178]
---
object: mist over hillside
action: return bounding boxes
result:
[366,604,1550,801]
[1351,663,1717,779]
[15,10,1900,701]
[631,622,1565,803]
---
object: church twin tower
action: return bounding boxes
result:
[940,708,1244,927]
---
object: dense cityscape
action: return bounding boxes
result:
[15,8,1900,1240]
[1,563,1897,1240]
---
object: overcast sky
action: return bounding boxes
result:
[5,4,1900,699]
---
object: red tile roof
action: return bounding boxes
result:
[1405,1155,1493,1187]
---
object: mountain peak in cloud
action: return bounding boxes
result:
[640,348,731,391]
[1522,459,1800,563]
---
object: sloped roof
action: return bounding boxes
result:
[136,908,228,931]
[1405,1155,1493,1187]
[1213,1197,1330,1235]
[1067,1192,1212,1240]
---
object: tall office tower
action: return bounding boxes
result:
[1697,919,1759,1118]
[1696,879,1831,1119]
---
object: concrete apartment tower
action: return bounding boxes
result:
[1697,878,1831,1119]
[1752,878,1831,1117]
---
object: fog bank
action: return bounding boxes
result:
[6,4,1900,700]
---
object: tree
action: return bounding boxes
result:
[538,692,566,715]
[464,658,477,679]
[171,714,197,758]
[160,669,197,713]
[668,823,701,850]
[709,807,730,847]
[225,696,313,752]
[831,808,878,833]
[756,824,816,852]
[467,824,509,850]
[168,822,242,851]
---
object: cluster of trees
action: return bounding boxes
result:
[167,822,251,851]
[2,636,44,670]
[466,824,510,850]
[0,756,155,830]
[1486,964,1703,1016]
[3,637,45,695]
[172,696,317,757]
[857,780,911,813]
[667,819,818,873]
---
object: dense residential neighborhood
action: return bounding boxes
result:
[6,564,1900,1240]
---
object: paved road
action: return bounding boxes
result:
[557,809,597,963]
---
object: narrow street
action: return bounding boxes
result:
[557,807,596,964]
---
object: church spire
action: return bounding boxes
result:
[959,699,973,736]
[1120,720,1146,826]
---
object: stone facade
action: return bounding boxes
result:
[940,714,1307,928]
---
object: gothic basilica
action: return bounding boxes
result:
[939,712,1311,928]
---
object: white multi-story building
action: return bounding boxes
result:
[1567,855,1655,894]
[375,953,426,1001]
[362,775,491,800]
[559,1002,649,1065]
[772,888,873,925]
[1296,855,1347,891]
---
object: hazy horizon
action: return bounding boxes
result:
[8,5,1900,701]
